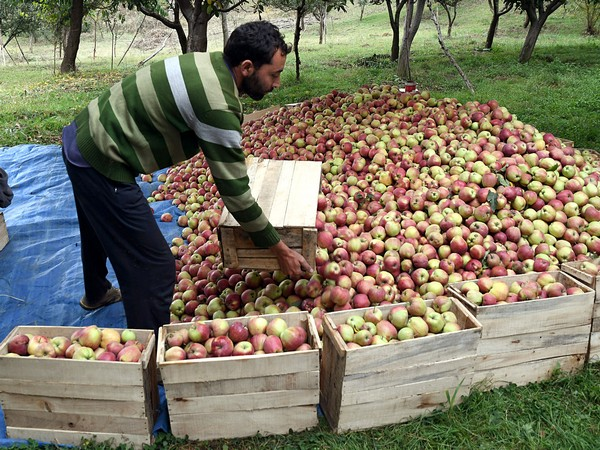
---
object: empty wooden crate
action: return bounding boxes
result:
[218,158,321,270]
[0,325,158,448]
[448,271,594,390]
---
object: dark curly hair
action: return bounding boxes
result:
[223,21,291,69]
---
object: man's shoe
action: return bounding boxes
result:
[80,287,122,311]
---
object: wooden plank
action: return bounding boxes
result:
[334,384,471,433]
[265,161,296,227]
[0,392,148,417]
[6,427,151,448]
[319,319,347,431]
[476,324,591,359]
[169,405,317,441]
[562,262,600,303]
[254,160,284,218]
[283,161,322,227]
[302,228,317,269]
[340,356,474,401]
[589,332,600,363]
[218,228,240,268]
[167,388,319,415]
[472,354,584,390]
[3,409,150,435]
[0,212,8,251]
[164,370,319,398]
[0,379,146,401]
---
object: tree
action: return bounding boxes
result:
[485,0,514,49]
[506,0,567,63]
[0,0,41,62]
[374,0,409,61]
[574,0,600,34]
[435,0,460,37]
[131,0,247,53]
[397,0,426,80]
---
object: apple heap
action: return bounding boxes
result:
[336,295,462,348]
[3,326,145,362]
[458,271,586,306]
[138,84,600,322]
[163,316,313,361]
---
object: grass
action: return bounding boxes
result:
[1,1,600,448]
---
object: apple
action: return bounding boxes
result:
[280,326,308,351]
[407,316,429,337]
[100,328,122,349]
[185,342,208,359]
[188,322,211,343]
[210,335,234,357]
[424,311,446,333]
[164,346,187,361]
[121,329,137,343]
[7,334,29,356]
[263,335,284,354]
[397,327,415,340]
[72,346,96,360]
[232,341,255,356]
[266,318,288,337]
[249,333,268,351]
[375,320,397,341]
[211,318,230,337]
[364,306,384,324]
[228,321,250,343]
[117,345,142,362]
[97,350,118,361]
[51,336,71,357]
[247,316,269,336]
[388,305,409,329]
[76,325,102,350]
[353,329,373,346]
[106,341,124,356]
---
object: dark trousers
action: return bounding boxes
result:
[62,150,175,337]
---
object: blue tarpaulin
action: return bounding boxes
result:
[0,144,182,446]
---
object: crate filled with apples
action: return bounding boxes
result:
[319,296,482,433]
[561,259,600,361]
[447,270,594,390]
[0,325,158,448]
[156,311,321,441]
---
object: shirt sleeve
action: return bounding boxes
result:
[196,109,281,248]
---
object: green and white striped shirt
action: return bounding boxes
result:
[74,51,279,248]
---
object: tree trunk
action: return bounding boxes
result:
[318,4,327,44]
[187,7,211,52]
[397,0,425,79]
[519,17,545,63]
[294,0,306,80]
[485,14,499,49]
[221,12,229,46]
[386,0,406,61]
[60,0,83,73]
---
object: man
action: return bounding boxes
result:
[62,21,312,336]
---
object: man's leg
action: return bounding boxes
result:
[64,156,174,335]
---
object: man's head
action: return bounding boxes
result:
[224,21,292,100]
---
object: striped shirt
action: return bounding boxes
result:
[74,51,279,248]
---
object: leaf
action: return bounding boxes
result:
[487,190,498,212]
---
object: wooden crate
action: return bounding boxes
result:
[561,261,600,362]
[0,212,8,251]
[157,311,321,441]
[319,299,482,433]
[218,159,321,270]
[447,271,594,390]
[0,326,158,448]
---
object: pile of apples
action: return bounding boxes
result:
[458,271,586,306]
[334,294,462,348]
[140,83,600,323]
[163,316,312,360]
[4,326,145,362]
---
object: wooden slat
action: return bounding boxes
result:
[0,392,148,417]
[6,427,152,448]
[254,160,284,218]
[265,161,296,227]
[334,384,471,433]
[589,332,600,363]
[169,405,318,441]
[3,409,150,435]
[0,379,146,401]
[164,370,319,398]
[167,388,319,415]
[283,161,322,227]
[472,354,584,389]
[302,228,317,269]
[218,228,240,267]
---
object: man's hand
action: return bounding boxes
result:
[270,240,313,277]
